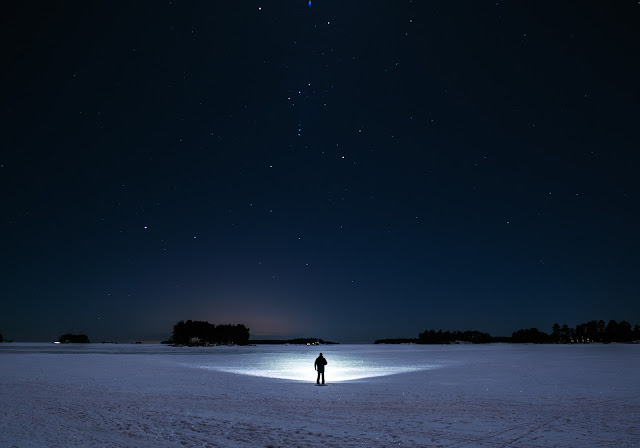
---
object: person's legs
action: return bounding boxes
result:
[321,371,325,384]
[317,370,321,384]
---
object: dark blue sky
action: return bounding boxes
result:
[2,1,639,342]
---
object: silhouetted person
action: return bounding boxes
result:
[314,353,327,384]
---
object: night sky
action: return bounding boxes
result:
[2,1,639,343]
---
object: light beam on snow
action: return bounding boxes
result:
[195,350,439,382]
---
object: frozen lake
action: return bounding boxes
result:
[1,343,638,447]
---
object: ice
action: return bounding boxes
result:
[1,343,639,447]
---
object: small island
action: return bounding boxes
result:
[166,320,250,346]
[58,334,91,344]
[163,320,338,346]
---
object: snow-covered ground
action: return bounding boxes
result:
[1,343,638,447]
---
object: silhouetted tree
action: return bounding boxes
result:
[551,323,576,343]
[619,321,633,341]
[417,329,492,344]
[58,334,90,343]
[597,320,606,338]
[603,320,633,343]
[170,320,250,346]
[560,324,575,343]
[379,320,639,345]
[575,320,602,343]
[511,328,550,343]
[374,338,418,344]
[551,323,561,343]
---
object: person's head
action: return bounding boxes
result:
[319,353,323,357]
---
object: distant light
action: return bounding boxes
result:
[54,341,60,344]
[308,1,311,7]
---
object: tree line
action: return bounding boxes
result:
[513,320,640,344]
[375,330,495,345]
[168,320,250,346]
[375,320,640,344]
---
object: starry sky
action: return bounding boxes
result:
[2,1,639,343]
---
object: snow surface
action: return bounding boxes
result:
[1,343,638,447]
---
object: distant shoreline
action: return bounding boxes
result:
[250,338,338,345]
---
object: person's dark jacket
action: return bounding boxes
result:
[314,355,327,372]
